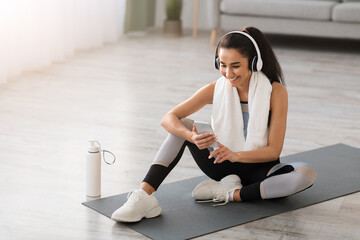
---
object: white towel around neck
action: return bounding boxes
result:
[211,71,272,152]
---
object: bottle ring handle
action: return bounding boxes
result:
[102,150,116,165]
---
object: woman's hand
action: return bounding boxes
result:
[209,142,239,164]
[190,124,217,150]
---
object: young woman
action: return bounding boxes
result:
[111,26,317,223]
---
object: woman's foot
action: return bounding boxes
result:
[111,189,162,222]
[191,175,242,205]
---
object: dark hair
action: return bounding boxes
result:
[215,26,285,86]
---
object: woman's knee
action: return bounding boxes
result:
[271,161,317,184]
[261,167,316,199]
[294,165,317,185]
[284,165,316,194]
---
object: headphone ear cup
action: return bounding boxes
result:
[251,56,258,72]
[215,57,220,70]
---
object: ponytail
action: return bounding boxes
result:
[243,26,285,86]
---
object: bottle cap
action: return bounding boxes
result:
[88,139,101,153]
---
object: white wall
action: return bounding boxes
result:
[0,0,126,84]
[155,0,211,31]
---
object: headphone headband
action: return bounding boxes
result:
[217,30,263,71]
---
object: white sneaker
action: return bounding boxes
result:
[111,189,162,222]
[191,175,242,206]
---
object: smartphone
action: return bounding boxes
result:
[194,121,218,149]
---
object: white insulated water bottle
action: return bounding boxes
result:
[86,140,101,197]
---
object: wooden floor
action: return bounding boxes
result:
[1,30,360,240]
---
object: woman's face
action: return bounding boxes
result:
[218,48,252,87]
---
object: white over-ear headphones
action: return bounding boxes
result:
[215,30,263,72]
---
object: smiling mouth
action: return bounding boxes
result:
[229,76,239,82]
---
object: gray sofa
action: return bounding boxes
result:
[208,0,360,44]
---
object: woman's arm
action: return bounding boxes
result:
[211,82,288,163]
[161,82,216,143]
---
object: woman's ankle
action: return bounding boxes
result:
[233,189,242,202]
[140,182,155,195]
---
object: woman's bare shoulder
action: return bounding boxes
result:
[270,81,288,111]
[271,81,287,98]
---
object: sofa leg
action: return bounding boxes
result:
[210,29,217,46]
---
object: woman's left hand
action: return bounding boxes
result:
[209,142,239,164]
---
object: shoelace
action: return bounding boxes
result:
[196,191,230,207]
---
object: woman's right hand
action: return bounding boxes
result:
[190,124,217,150]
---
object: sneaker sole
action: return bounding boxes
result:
[111,206,162,223]
[145,206,162,219]
[221,174,241,183]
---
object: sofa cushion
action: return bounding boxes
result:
[220,0,339,21]
[333,3,360,23]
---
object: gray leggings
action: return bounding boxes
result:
[143,118,317,201]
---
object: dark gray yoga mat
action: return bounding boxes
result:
[82,143,360,240]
